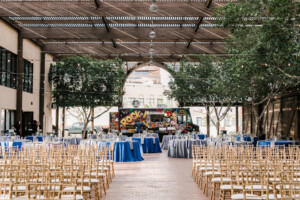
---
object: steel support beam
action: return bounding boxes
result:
[16,31,23,136]
[39,51,45,133]
[94,0,100,9]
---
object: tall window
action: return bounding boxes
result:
[138,98,144,106]
[1,109,16,133]
[0,47,17,89]
[157,98,163,105]
[23,59,33,93]
[146,98,155,105]
[0,47,33,92]
[196,117,202,127]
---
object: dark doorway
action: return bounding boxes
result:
[22,112,33,137]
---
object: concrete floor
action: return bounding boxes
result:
[103,150,208,200]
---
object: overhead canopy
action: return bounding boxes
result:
[0,0,229,62]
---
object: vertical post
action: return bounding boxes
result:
[242,105,244,132]
[91,107,94,133]
[297,95,300,143]
[279,97,284,136]
[250,105,253,135]
[16,31,23,136]
[236,106,239,132]
[206,106,210,137]
[62,107,65,137]
[39,51,45,132]
[55,107,59,135]
[118,106,120,133]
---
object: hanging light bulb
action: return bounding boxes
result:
[149,1,158,13]
[149,30,156,38]
[149,60,153,66]
[149,48,155,54]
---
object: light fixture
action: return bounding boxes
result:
[149,1,158,13]
[7,59,11,63]
[149,48,155,54]
[149,30,156,38]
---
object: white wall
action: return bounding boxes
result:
[22,39,41,121]
[0,19,53,134]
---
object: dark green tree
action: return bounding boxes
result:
[168,56,242,135]
[49,56,126,138]
[215,0,300,135]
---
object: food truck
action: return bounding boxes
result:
[109,108,199,138]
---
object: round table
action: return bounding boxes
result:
[236,136,258,146]
[25,136,44,142]
[63,138,81,145]
[168,139,207,158]
[197,134,208,140]
[161,135,183,150]
[113,141,144,162]
[257,140,298,147]
[83,140,144,162]
[133,137,162,153]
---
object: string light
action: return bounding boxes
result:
[149,0,158,13]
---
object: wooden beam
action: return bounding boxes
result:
[0,2,225,17]
[194,17,203,32]
[20,27,228,40]
[102,16,111,32]
[39,51,45,132]
[111,39,117,48]
[94,0,100,9]
[186,39,193,48]
[43,43,224,55]
[206,0,213,8]
[39,38,225,43]
[16,31,23,137]
[11,19,202,25]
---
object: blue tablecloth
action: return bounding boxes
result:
[198,134,208,140]
[113,141,144,162]
[0,141,23,149]
[25,136,44,142]
[236,136,258,146]
[133,137,162,153]
[257,140,298,147]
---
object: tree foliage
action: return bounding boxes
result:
[49,56,126,138]
[168,55,242,135]
[214,0,300,134]
[215,0,300,79]
[49,56,126,108]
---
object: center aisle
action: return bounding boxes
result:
[103,150,208,200]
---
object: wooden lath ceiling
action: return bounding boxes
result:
[0,0,230,62]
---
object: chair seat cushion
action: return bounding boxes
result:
[220,185,243,190]
[63,186,90,192]
[212,177,231,182]
[56,195,84,200]
[231,193,261,200]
